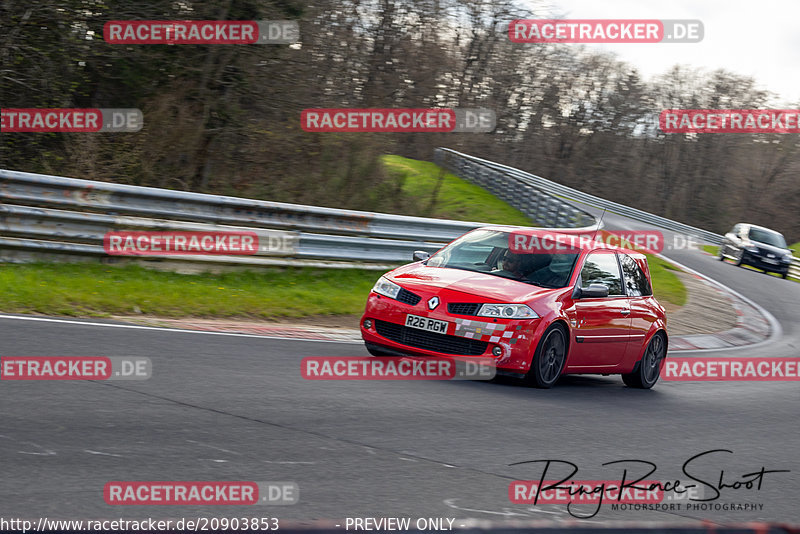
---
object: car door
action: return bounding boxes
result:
[619,254,657,361]
[568,251,632,369]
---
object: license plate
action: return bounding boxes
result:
[764,258,777,264]
[405,314,449,334]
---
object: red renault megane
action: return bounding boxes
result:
[360,227,668,388]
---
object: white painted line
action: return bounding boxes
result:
[0,314,364,344]
[84,449,123,458]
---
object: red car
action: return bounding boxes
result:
[360,227,668,388]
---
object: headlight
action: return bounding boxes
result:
[372,276,402,299]
[782,254,793,263]
[477,303,539,319]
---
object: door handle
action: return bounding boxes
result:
[621,308,631,315]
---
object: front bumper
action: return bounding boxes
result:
[360,292,547,373]
[742,252,790,273]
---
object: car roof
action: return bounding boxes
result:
[740,223,784,235]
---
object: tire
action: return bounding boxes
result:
[782,272,789,279]
[622,333,666,389]
[735,249,745,267]
[526,324,568,389]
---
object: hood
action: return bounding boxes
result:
[747,240,790,256]
[387,263,563,302]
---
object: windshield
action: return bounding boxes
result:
[749,227,787,248]
[426,229,579,288]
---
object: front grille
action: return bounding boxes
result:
[374,320,488,356]
[447,303,482,315]
[396,288,421,306]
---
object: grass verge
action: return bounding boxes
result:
[0,263,381,319]
[381,155,532,225]
[0,255,687,320]
[646,255,687,307]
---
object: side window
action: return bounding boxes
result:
[579,252,623,296]
[620,254,653,297]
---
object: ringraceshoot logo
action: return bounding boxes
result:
[0,109,142,132]
[104,20,299,44]
[300,108,495,133]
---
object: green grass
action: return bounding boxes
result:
[381,155,532,225]
[0,263,380,319]
[645,254,687,307]
[0,255,687,319]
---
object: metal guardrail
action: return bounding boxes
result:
[435,148,724,245]
[0,203,453,270]
[0,168,482,242]
[2,154,795,277]
[0,165,595,270]
[435,148,800,281]
[434,150,596,228]
[789,260,800,280]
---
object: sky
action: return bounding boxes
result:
[527,0,800,104]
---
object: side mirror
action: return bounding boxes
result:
[412,250,431,262]
[789,249,796,254]
[578,283,609,298]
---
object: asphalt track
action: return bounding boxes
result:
[1,210,799,526]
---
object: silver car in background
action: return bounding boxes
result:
[719,223,794,278]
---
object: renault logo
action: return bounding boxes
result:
[427,296,440,310]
